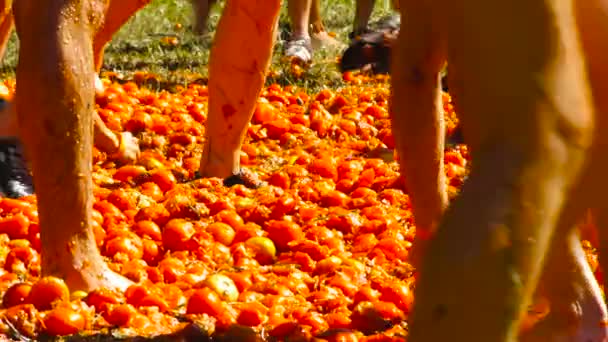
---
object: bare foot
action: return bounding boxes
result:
[311,31,346,51]
[44,240,132,293]
[63,263,132,293]
[111,131,140,164]
[520,295,608,342]
[222,168,265,188]
[198,145,240,179]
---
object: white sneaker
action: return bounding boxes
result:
[284,37,313,64]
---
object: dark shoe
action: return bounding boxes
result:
[0,138,34,198]
[223,169,264,189]
[193,168,265,189]
[341,15,401,74]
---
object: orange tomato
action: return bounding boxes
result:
[43,307,86,336]
[265,220,303,250]
[162,218,195,251]
[0,213,30,239]
[186,287,224,316]
[208,222,236,246]
[2,282,32,308]
[150,169,177,192]
[237,301,268,326]
[27,276,70,310]
[85,288,122,311]
[105,303,137,326]
[253,101,278,124]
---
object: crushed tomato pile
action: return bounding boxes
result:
[0,72,598,341]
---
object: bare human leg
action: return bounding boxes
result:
[93,0,151,72]
[389,0,448,268]
[199,0,281,181]
[13,0,131,291]
[391,2,606,339]
[522,222,608,341]
[92,0,149,163]
[191,0,216,35]
[353,0,374,37]
[309,0,344,50]
[0,0,141,169]
[310,0,324,34]
[285,0,313,64]
[576,0,608,338]
[407,0,595,340]
[521,0,608,340]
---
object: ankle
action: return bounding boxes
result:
[311,22,325,34]
[199,152,240,179]
[290,31,310,41]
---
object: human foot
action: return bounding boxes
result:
[222,168,264,188]
[520,294,608,342]
[194,168,265,189]
[311,30,345,51]
[63,263,133,293]
[109,131,140,164]
[43,240,132,293]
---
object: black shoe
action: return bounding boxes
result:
[342,15,401,74]
[193,169,265,189]
[0,138,34,198]
[223,169,264,189]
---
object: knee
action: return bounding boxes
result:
[484,119,594,185]
[554,110,595,157]
[539,93,595,171]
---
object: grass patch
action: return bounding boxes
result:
[0,0,394,92]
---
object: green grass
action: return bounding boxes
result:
[0,0,394,92]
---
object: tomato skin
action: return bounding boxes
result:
[27,277,70,310]
[162,219,195,251]
[252,101,278,124]
[125,284,169,311]
[3,282,32,308]
[150,169,177,192]
[245,237,277,265]
[215,209,244,229]
[43,307,86,336]
[379,283,414,314]
[105,304,137,327]
[0,213,30,239]
[207,222,236,246]
[237,302,268,326]
[133,220,162,241]
[186,287,224,316]
[265,220,303,250]
[85,288,122,311]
